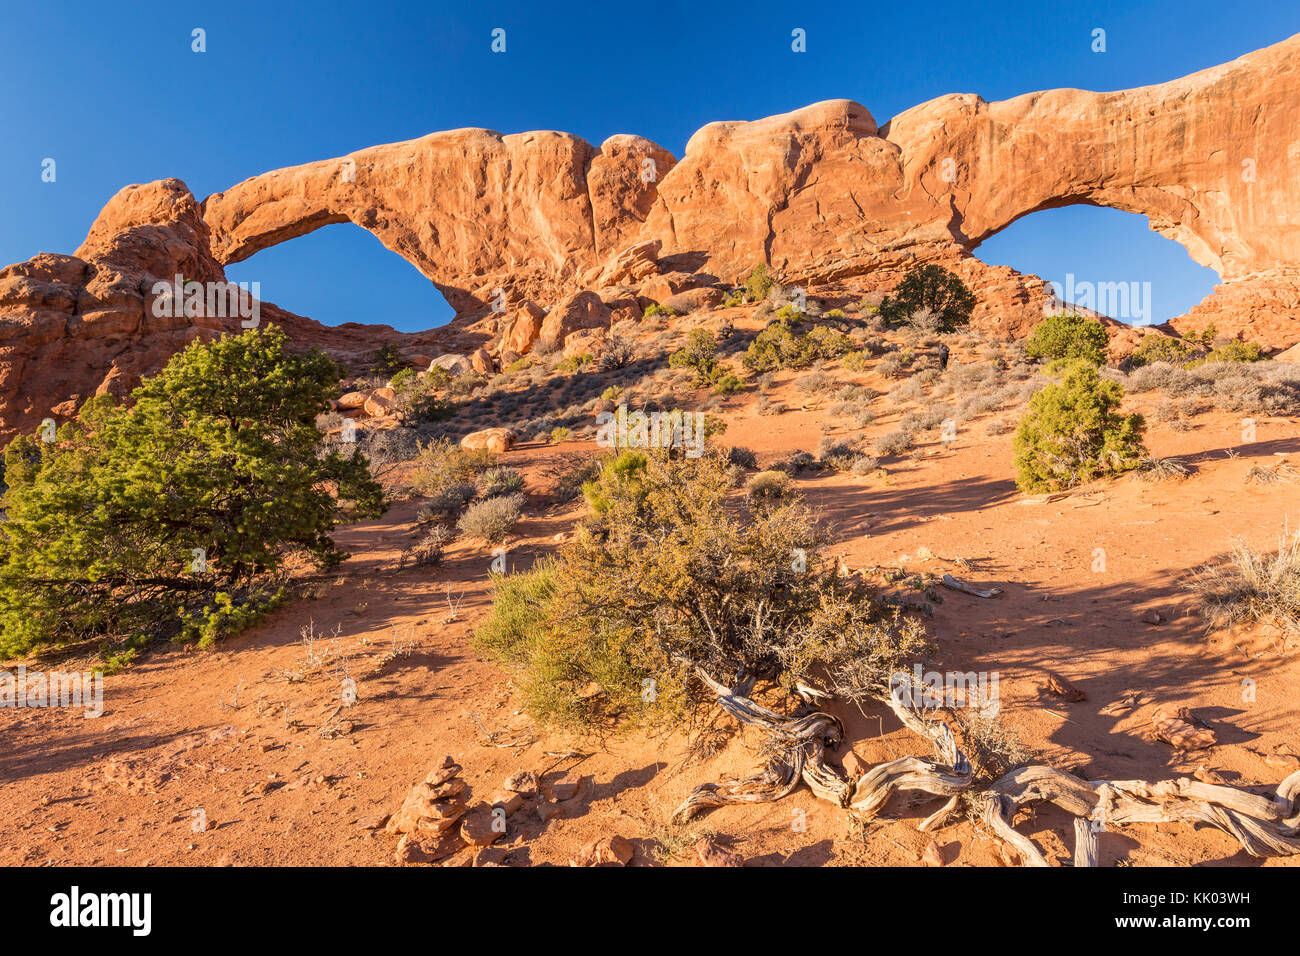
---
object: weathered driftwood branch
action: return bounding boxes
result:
[672,666,1300,864]
[1073,817,1099,867]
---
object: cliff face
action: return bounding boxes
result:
[2,34,1298,439]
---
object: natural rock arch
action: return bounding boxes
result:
[197,33,1300,341]
[3,32,1298,439]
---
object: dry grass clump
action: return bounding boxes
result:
[1188,529,1300,647]
[1135,455,1191,482]
[457,493,525,544]
[410,438,494,497]
[399,524,452,569]
[478,466,525,498]
[873,429,916,457]
[1245,459,1300,484]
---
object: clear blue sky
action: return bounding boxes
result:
[3,0,1297,330]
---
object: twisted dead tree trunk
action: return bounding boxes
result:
[674,676,1300,864]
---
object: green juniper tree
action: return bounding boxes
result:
[0,325,385,658]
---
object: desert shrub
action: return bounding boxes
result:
[817,440,862,471]
[743,317,810,372]
[1126,361,1189,393]
[726,446,758,470]
[409,438,494,497]
[478,466,525,498]
[746,469,790,500]
[0,326,385,657]
[400,524,453,570]
[805,325,854,359]
[596,335,636,371]
[1129,333,1200,368]
[389,369,455,423]
[877,354,909,379]
[1012,362,1145,493]
[843,350,873,372]
[1205,340,1267,364]
[457,493,524,544]
[878,265,975,333]
[668,329,724,386]
[744,264,775,302]
[850,455,881,476]
[872,430,916,458]
[507,356,534,373]
[852,407,877,428]
[1025,314,1109,365]
[418,482,476,520]
[373,343,404,377]
[556,354,593,373]
[643,304,677,319]
[553,455,603,503]
[712,372,745,395]
[549,426,572,443]
[474,453,932,728]
[779,451,817,474]
[984,416,1015,436]
[795,371,831,394]
[1188,529,1300,644]
[581,450,649,515]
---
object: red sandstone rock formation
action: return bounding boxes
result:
[1,33,1297,439]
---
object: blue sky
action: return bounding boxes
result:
[3,0,1297,331]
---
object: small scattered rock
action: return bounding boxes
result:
[503,770,539,795]
[550,772,584,801]
[1193,764,1226,784]
[1264,750,1300,771]
[356,814,389,830]
[1044,671,1086,702]
[841,750,870,780]
[489,790,525,815]
[473,846,509,867]
[572,834,634,867]
[920,840,945,867]
[1151,706,1217,751]
[1140,609,1165,625]
[695,837,743,867]
[460,807,505,847]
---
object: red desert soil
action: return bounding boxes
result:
[2,394,1298,867]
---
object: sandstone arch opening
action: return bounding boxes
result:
[972,205,1222,326]
[222,222,456,333]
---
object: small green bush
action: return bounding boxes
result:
[1013,362,1145,493]
[668,329,724,386]
[712,373,745,395]
[1205,340,1266,364]
[1025,314,1110,365]
[1129,333,1200,368]
[744,264,775,303]
[582,450,648,515]
[556,354,593,372]
[643,304,677,319]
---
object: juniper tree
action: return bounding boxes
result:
[0,325,385,657]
